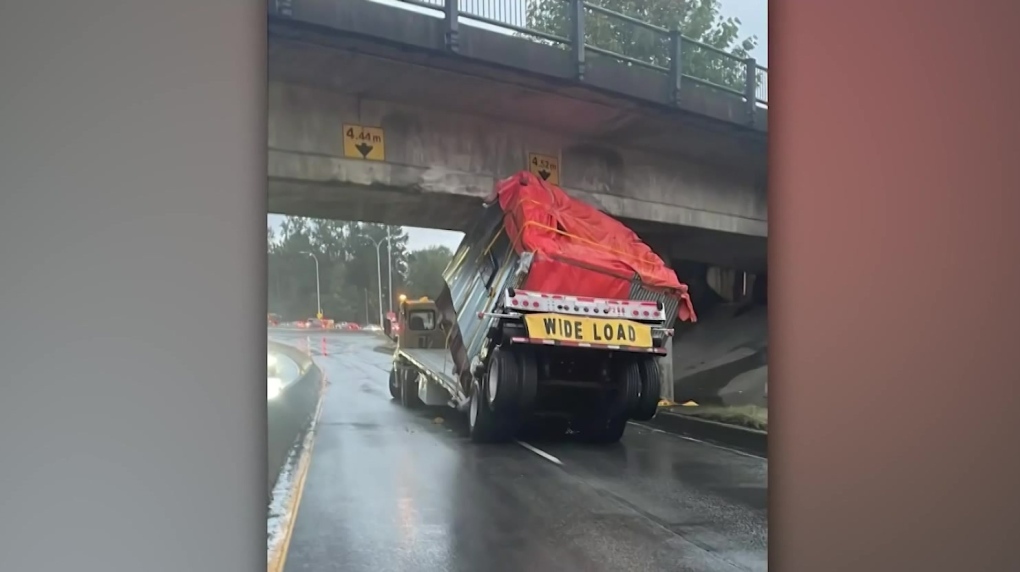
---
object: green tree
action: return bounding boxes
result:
[404,246,454,300]
[267,217,412,324]
[526,0,758,92]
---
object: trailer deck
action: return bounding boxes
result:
[396,348,464,404]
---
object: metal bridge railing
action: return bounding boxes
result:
[379,0,768,119]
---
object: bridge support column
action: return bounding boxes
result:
[660,328,675,404]
[648,240,675,404]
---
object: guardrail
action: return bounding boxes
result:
[267,341,324,500]
[367,0,767,116]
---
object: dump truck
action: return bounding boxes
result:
[387,171,696,443]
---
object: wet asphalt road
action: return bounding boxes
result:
[269,330,767,572]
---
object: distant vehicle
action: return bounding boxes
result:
[363,324,383,332]
[268,313,281,327]
[388,171,696,444]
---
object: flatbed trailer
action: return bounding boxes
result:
[394,347,461,406]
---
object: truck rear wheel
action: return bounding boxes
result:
[613,359,642,417]
[579,360,641,443]
[400,370,422,408]
[632,357,662,421]
[583,416,628,444]
[388,369,400,400]
[516,349,538,413]
[469,377,513,443]
[486,347,522,413]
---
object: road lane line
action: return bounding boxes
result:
[267,372,328,572]
[516,440,563,465]
[628,421,765,460]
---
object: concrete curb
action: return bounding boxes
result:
[636,410,767,457]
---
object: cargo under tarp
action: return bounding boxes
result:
[492,171,697,323]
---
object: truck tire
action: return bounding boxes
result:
[578,361,639,444]
[517,349,538,413]
[388,369,401,400]
[400,370,422,408]
[612,360,642,418]
[486,347,522,413]
[632,357,662,421]
[584,416,628,444]
[469,377,512,443]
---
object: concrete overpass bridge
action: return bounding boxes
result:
[267,0,768,272]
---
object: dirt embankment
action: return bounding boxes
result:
[670,294,768,409]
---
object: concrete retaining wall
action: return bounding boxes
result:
[671,304,768,407]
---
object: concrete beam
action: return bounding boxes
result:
[268,82,767,237]
[268,149,766,236]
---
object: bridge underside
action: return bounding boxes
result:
[268,178,766,273]
[269,179,478,233]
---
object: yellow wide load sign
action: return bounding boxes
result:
[524,313,653,348]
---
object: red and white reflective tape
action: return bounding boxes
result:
[505,289,665,321]
[508,336,667,355]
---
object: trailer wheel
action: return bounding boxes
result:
[400,370,422,408]
[578,361,639,444]
[612,359,642,418]
[469,377,512,443]
[583,416,628,444]
[632,358,662,421]
[516,349,538,413]
[486,347,522,413]
[388,369,401,400]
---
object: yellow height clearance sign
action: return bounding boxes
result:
[342,124,385,161]
[523,313,653,348]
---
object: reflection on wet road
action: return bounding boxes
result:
[269,331,767,572]
[267,350,301,386]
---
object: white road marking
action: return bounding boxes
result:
[516,440,563,465]
[627,422,766,460]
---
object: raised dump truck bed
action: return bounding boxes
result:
[388,171,696,444]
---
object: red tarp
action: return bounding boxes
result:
[494,171,696,322]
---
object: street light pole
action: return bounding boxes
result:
[299,251,321,318]
[368,236,389,327]
[386,228,394,314]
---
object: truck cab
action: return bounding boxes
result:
[396,297,444,349]
[388,297,451,406]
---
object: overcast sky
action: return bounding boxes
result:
[268,0,767,252]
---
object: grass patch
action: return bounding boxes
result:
[680,405,768,431]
